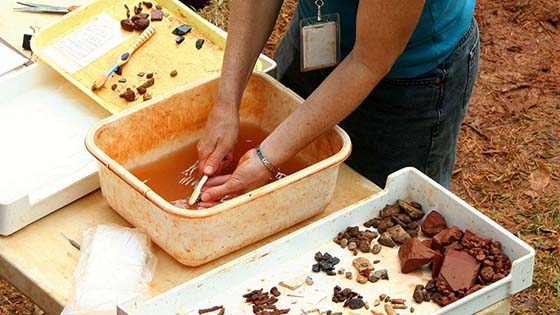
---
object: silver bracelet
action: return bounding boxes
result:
[255,145,286,180]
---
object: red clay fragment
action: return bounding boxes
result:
[398,238,435,273]
[431,251,444,278]
[438,250,480,291]
[432,226,463,250]
[421,211,448,237]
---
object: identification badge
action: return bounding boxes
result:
[300,7,340,72]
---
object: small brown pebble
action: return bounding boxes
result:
[170,69,178,77]
[118,78,127,83]
[134,18,150,30]
[337,268,345,275]
[392,304,407,310]
[384,303,398,315]
[115,66,122,75]
[373,299,380,306]
[356,275,368,284]
[379,294,386,301]
[142,77,155,88]
[137,72,145,77]
[345,271,353,279]
[385,296,391,302]
[269,286,281,297]
[371,243,382,254]
[142,1,152,8]
[151,9,163,21]
[111,84,117,90]
[124,4,130,18]
[391,299,406,304]
[146,72,153,79]
[137,86,147,95]
[340,238,349,248]
[131,13,149,21]
[119,88,135,102]
[120,19,135,32]
[373,259,381,264]
[348,242,357,250]
[410,307,415,313]
[143,93,152,101]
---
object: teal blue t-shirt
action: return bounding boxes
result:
[296,0,475,78]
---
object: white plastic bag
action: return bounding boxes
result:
[61,225,157,315]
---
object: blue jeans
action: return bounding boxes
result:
[274,19,480,188]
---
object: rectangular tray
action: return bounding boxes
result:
[0,63,109,235]
[32,0,276,114]
[117,167,534,315]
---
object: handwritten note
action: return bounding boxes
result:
[42,13,131,73]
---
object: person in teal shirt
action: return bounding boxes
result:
[196,0,480,203]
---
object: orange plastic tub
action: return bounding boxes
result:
[86,73,351,266]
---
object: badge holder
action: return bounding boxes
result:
[300,0,340,72]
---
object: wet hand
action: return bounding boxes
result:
[197,104,239,176]
[200,149,271,203]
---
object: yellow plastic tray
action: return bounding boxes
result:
[32,0,276,114]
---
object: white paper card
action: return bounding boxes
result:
[301,21,338,72]
[42,13,131,74]
[0,41,29,76]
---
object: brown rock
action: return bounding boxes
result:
[143,93,152,101]
[119,88,135,101]
[408,220,421,230]
[396,213,412,224]
[391,215,408,228]
[397,199,424,220]
[120,19,136,32]
[432,226,463,250]
[398,238,435,273]
[356,275,368,284]
[134,18,150,30]
[431,251,444,278]
[421,239,433,249]
[352,257,373,273]
[377,217,395,233]
[386,225,410,244]
[479,266,495,283]
[371,243,382,254]
[170,70,178,77]
[380,204,401,218]
[364,218,381,228]
[406,227,420,238]
[378,232,396,248]
[444,241,462,254]
[151,9,163,21]
[438,250,480,291]
[131,13,149,21]
[421,211,448,237]
[136,85,147,95]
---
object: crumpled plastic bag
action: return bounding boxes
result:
[61,225,157,315]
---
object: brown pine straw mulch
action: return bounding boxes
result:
[2,0,558,314]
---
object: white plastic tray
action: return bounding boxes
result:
[118,167,534,315]
[0,63,109,235]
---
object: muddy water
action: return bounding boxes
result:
[131,122,309,209]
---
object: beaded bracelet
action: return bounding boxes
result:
[255,145,286,180]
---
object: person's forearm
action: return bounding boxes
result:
[216,0,284,110]
[261,52,382,163]
[260,0,425,166]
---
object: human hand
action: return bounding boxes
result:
[197,104,239,176]
[200,148,272,203]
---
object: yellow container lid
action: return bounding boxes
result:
[32,0,276,114]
